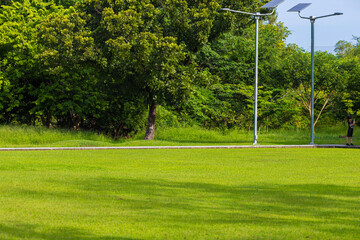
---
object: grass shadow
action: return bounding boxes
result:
[0,223,140,240]
[68,177,360,237]
[3,176,359,239]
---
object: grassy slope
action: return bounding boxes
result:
[0,149,359,239]
[0,125,353,147]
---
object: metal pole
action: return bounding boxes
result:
[310,18,315,145]
[290,7,343,145]
[220,6,284,145]
[254,14,260,145]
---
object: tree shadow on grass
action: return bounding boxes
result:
[0,223,140,240]
[70,177,360,237]
[5,178,360,239]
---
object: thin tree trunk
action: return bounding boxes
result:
[314,93,333,128]
[41,111,52,128]
[144,102,157,140]
[69,110,80,130]
[248,120,252,133]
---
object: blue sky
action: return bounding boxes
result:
[275,0,360,52]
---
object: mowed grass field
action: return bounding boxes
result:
[0,148,359,239]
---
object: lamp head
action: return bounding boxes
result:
[261,0,285,9]
[288,3,312,12]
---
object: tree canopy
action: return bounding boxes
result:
[0,0,359,138]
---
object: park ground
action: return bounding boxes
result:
[0,148,359,240]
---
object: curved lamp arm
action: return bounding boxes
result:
[298,11,311,20]
[298,11,343,20]
[316,12,343,19]
[220,8,253,15]
[220,8,275,17]
[259,9,275,16]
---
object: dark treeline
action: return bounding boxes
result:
[0,0,359,139]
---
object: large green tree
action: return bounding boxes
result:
[35,6,106,129]
[273,44,346,128]
[76,0,236,139]
[192,18,291,130]
[0,0,60,124]
[335,36,360,58]
[335,36,360,119]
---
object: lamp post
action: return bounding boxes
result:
[221,0,285,145]
[288,3,343,145]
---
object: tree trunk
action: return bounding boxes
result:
[41,111,52,128]
[144,102,157,140]
[314,92,334,128]
[69,110,80,130]
[248,120,252,133]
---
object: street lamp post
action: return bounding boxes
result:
[288,3,343,145]
[221,0,285,145]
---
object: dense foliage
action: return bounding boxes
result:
[0,0,359,139]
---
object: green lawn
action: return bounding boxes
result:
[0,148,359,239]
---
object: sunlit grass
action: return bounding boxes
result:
[0,148,359,239]
[0,125,115,147]
[149,125,350,145]
[0,124,353,147]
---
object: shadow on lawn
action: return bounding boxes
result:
[4,178,359,239]
[0,223,139,240]
[72,177,360,237]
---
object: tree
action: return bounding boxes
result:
[35,6,106,129]
[0,0,61,124]
[274,44,346,129]
[76,0,229,140]
[335,36,360,58]
[193,18,291,130]
[337,39,360,118]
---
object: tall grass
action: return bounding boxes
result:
[0,125,115,147]
[0,124,352,147]
[150,125,349,145]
